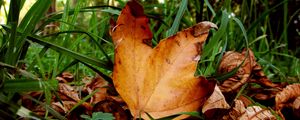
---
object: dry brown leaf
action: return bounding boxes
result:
[275,84,300,110]
[56,71,74,83]
[218,49,256,93]
[239,106,276,120]
[202,85,230,120]
[293,96,300,110]
[61,72,74,82]
[85,75,109,104]
[275,84,300,119]
[58,83,80,101]
[218,49,278,93]
[223,100,276,120]
[222,100,245,120]
[251,64,279,88]
[111,1,216,119]
[52,101,78,113]
[248,87,280,101]
[293,96,300,118]
[202,85,230,113]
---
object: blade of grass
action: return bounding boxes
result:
[16,0,52,62]
[247,0,287,34]
[26,95,67,120]
[204,0,216,18]
[234,83,248,100]
[56,60,80,76]
[232,17,249,48]
[249,34,267,46]
[165,0,187,37]
[36,5,121,33]
[79,60,113,84]
[27,46,49,71]
[145,112,155,120]
[2,79,58,92]
[258,58,286,81]
[43,30,112,64]
[101,9,120,15]
[5,0,21,65]
[43,20,112,44]
[0,61,39,79]
[16,106,42,120]
[26,35,112,71]
[281,1,288,45]
[215,37,227,69]
[213,60,245,81]
[67,89,98,114]
[202,11,229,58]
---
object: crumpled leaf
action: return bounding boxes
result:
[202,85,230,113]
[218,49,278,93]
[222,100,276,120]
[58,83,80,101]
[218,49,256,93]
[52,101,78,113]
[111,1,216,119]
[248,87,280,101]
[240,106,276,120]
[275,84,300,119]
[293,96,300,110]
[293,96,300,118]
[202,85,230,119]
[56,71,74,83]
[85,75,109,104]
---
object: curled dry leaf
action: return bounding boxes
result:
[111,1,216,119]
[84,74,128,120]
[222,100,245,120]
[223,100,276,120]
[58,83,80,101]
[85,75,109,104]
[218,49,256,93]
[294,96,300,110]
[218,49,278,93]
[250,65,278,88]
[275,84,300,119]
[248,87,280,101]
[56,71,74,83]
[52,101,78,113]
[293,96,300,118]
[202,85,230,120]
[202,85,230,113]
[240,106,276,120]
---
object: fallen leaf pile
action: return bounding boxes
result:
[203,49,299,120]
[22,72,128,119]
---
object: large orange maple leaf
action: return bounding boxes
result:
[111,1,216,119]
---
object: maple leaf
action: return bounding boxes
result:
[111,1,216,119]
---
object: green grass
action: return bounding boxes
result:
[0,0,299,119]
